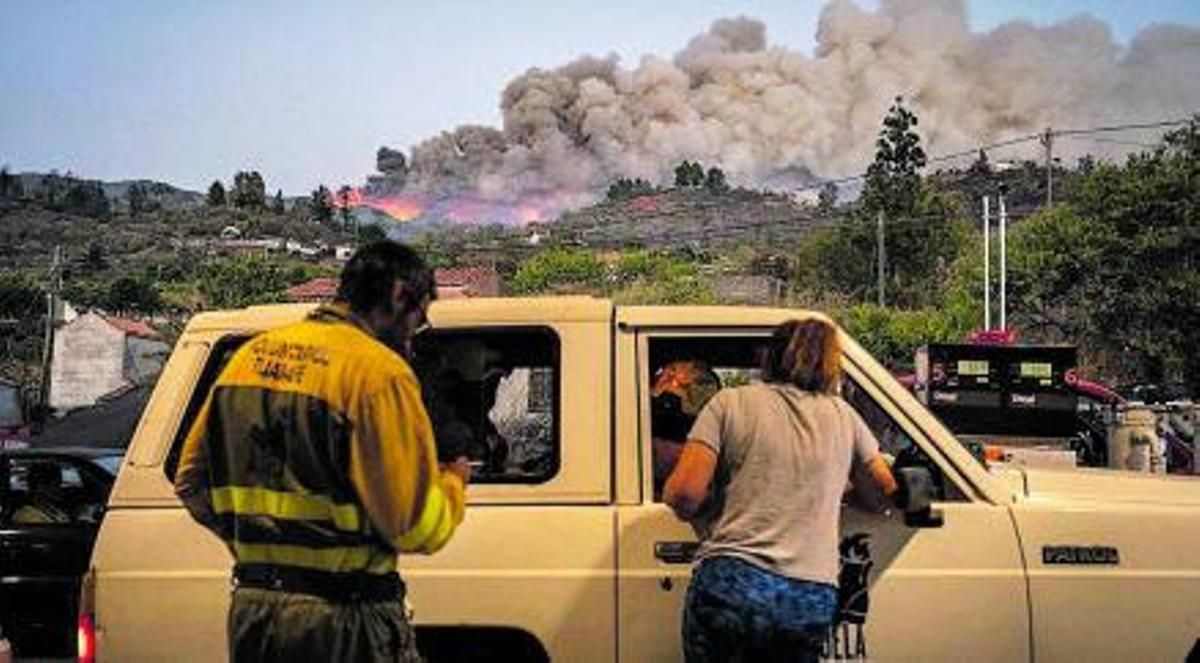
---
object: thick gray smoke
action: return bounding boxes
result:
[376,0,1200,216]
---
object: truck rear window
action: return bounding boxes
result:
[411,326,561,484]
[164,326,563,486]
[163,335,251,481]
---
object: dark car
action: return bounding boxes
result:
[0,447,123,658]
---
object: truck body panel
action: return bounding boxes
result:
[89,299,1200,662]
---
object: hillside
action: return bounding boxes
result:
[555,187,818,249]
[0,199,354,272]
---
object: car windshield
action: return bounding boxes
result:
[93,454,124,476]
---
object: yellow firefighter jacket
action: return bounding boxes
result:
[174,304,465,576]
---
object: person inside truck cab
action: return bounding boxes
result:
[12,460,73,524]
[418,340,512,474]
[663,318,898,663]
[651,360,721,498]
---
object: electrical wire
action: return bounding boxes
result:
[797,115,1194,194]
[1057,135,1162,149]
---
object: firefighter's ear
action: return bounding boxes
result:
[390,281,409,313]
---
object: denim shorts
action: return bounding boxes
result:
[683,556,836,663]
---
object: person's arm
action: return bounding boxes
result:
[847,408,898,513]
[663,441,718,520]
[351,369,468,555]
[173,395,222,535]
[663,392,726,522]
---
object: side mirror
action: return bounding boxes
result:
[896,467,943,528]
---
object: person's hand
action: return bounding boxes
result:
[441,456,471,485]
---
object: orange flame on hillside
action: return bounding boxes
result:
[330,187,427,222]
[369,196,426,222]
[330,186,581,225]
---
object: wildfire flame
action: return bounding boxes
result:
[330,187,427,222]
[329,186,575,225]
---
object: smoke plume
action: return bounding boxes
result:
[368,0,1200,222]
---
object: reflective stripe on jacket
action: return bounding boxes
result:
[174,304,465,576]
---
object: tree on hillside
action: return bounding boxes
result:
[968,149,992,178]
[704,167,728,193]
[38,173,64,207]
[606,177,656,201]
[337,186,354,230]
[510,249,605,294]
[1009,116,1200,390]
[310,185,334,224]
[232,171,266,209]
[272,189,285,214]
[0,272,45,390]
[64,181,111,219]
[817,182,838,212]
[128,183,149,217]
[674,161,705,187]
[863,96,927,218]
[104,275,163,315]
[207,180,227,207]
[196,256,317,309]
[798,99,965,308]
[0,167,13,199]
[85,242,108,271]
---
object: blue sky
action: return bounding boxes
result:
[2,1,1197,195]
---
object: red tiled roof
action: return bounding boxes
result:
[631,195,660,212]
[435,266,500,297]
[102,315,161,340]
[285,277,339,303]
[285,267,500,304]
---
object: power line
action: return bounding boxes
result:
[1055,118,1191,137]
[1057,135,1162,149]
[797,115,1193,194]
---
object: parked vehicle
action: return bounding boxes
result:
[88,299,1200,661]
[0,447,123,658]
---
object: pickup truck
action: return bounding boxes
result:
[87,297,1200,662]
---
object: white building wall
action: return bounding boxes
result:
[49,313,127,411]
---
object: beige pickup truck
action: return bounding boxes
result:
[87,297,1200,662]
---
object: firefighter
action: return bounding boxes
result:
[174,240,470,662]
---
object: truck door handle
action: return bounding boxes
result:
[654,541,699,564]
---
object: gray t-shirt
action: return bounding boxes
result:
[687,382,880,586]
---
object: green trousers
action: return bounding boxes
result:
[228,587,422,663]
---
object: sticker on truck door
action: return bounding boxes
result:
[823,533,872,661]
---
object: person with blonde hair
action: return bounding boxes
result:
[664,318,896,663]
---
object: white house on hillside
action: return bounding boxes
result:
[49,312,171,412]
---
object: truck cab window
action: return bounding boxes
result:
[842,378,965,502]
[647,335,965,502]
[412,327,560,484]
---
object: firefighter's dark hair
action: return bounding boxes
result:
[336,240,436,315]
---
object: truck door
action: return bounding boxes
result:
[616,328,1030,662]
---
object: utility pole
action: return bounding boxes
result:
[38,245,62,413]
[982,196,991,330]
[876,210,886,308]
[1041,127,1054,207]
[998,188,1008,331]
